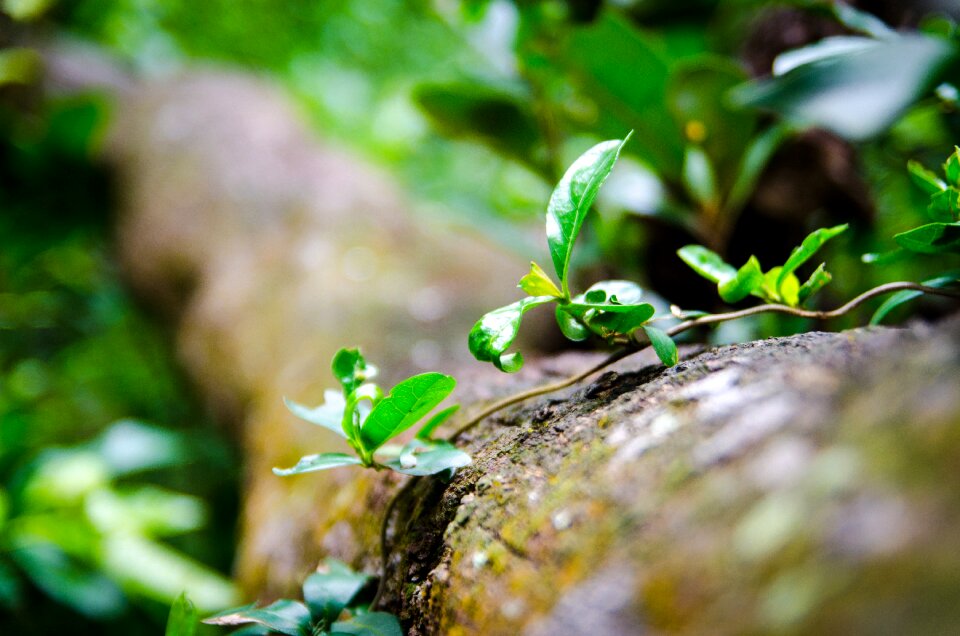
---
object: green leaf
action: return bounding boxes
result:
[303,560,371,627]
[0,48,41,86]
[642,326,679,367]
[870,272,960,325]
[927,187,960,222]
[730,35,957,141]
[682,145,718,208]
[416,404,460,440]
[331,611,404,636]
[764,267,801,306]
[360,373,456,452]
[204,600,312,636]
[331,349,376,396]
[944,146,960,185]
[828,3,897,39]
[272,453,363,477]
[677,245,737,284]
[284,392,348,438]
[468,297,555,372]
[166,593,198,636]
[777,224,848,290]
[518,261,562,298]
[797,263,832,305]
[566,280,654,336]
[381,440,471,477]
[726,123,790,214]
[578,280,645,306]
[583,304,656,336]
[555,306,590,342]
[894,221,960,254]
[546,134,631,292]
[908,160,947,195]
[772,36,880,76]
[718,256,764,303]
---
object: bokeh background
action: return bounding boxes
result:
[2,0,960,633]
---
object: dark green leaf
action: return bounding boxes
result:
[331,349,376,396]
[908,159,947,195]
[381,440,471,477]
[677,245,737,284]
[284,392,348,439]
[469,297,555,372]
[360,373,456,451]
[546,135,631,291]
[927,187,960,222]
[682,145,718,208]
[726,123,790,214]
[778,224,848,290]
[331,611,404,636]
[204,600,312,636]
[518,261,562,298]
[642,326,679,367]
[303,560,371,627]
[797,263,833,305]
[272,453,363,477]
[718,256,764,303]
[894,221,960,254]
[555,306,590,341]
[586,304,656,336]
[166,593,198,636]
[870,272,960,325]
[416,404,460,440]
[944,146,960,185]
[730,35,957,140]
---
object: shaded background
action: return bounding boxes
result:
[2,0,959,633]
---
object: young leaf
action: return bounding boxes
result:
[584,304,656,336]
[944,146,960,185]
[518,262,562,298]
[416,404,460,440]
[908,159,947,195]
[381,440,471,477]
[284,392,348,439]
[331,611,404,636]
[468,297,556,372]
[682,145,718,208]
[642,326,679,367]
[718,256,764,303]
[303,560,371,628]
[166,592,198,636]
[764,267,801,306]
[797,263,832,305]
[894,221,960,254]
[546,134,632,293]
[555,306,590,341]
[204,600,312,636]
[360,373,456,452]
[870,272,960,325]
[332,349,377,395]
[927,187,960,222]
[777,224,848,290]
[273,453,363,476]
[677,245,737,284]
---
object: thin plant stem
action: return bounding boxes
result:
[371,476,418,610]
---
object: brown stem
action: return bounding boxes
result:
[449,282,960,441]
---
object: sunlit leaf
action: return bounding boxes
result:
[360,373,456,451]
[416,404,460,440]
[894,221,960,254]
[468,297,555,372]
[944,146,960,185]
[381,440,471,477]
[546,135,631,291]
[927,187,960,222]
[797,263,832,305]
[772,36,879,76]
[907,159,946,195]
[518,261,562,298]
[777,224,848,290]
[642,326,679,367]
[273,453,363,476]
[677,245,737,284]
[555,306,590,341]
[718,256,764,303]
[303,559,371,627]
[331,348,376,396]
[283,392,347,439]
[166,592,198,636]
[204,599,312,636]
[331,611,404,636]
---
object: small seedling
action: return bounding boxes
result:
[469,132,681,370]
[204,559,401,636]
[678,224,848,307]
[275,348,470,477]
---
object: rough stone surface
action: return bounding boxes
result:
[350,317,960,635]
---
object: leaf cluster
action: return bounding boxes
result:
[201,559,401,636]
[275,349,469,477]
[468,134,680,370]
[898,148,960,255]
[678,225,848,307]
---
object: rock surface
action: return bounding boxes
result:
[352,317,960,634]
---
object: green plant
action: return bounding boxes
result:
[468,133,681,371]
[275,348,470,477]
[203,559,401,636]
[165,593,198,636]
[678,224,848,307]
